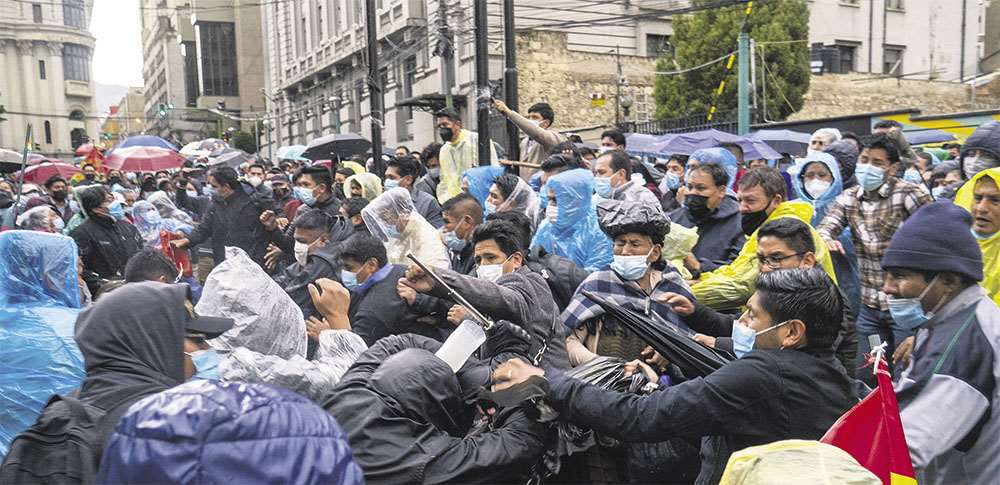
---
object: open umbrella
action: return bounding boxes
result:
[653,129,781,160]
[17,161,81,183]
[112,135,178,153]
[748,129,811,157]
[74,143,102,157]
[275,145,308,161]
[904,129,957,146]
[179,141,211,158]
[302,133,372,160]
[208,148,252,168]
[580,290,734,378]
[105,146,185,172]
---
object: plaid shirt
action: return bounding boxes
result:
[817,177,932,310]
[560,263,694,333]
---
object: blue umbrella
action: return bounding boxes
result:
[748,129,811,157]
[276,145,308,161]
[625,133,675,157]
[904,129,957,146]
[652,129,781,160]
[112,135,178,153]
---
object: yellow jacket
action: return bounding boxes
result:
[436,129,497,203]
[954,167,1000,307]
[692,200,837,310]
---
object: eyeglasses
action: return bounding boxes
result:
[756,252,805,269]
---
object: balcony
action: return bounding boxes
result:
[65,80,92,98]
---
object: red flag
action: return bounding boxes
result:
[820,356,917,485]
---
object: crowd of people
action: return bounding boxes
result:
[0,103,999,485]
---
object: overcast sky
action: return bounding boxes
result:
[91,0,144,86]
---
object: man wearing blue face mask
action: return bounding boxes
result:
[878,201,1000,485]
[70,185,144,295]
[818,133,933,367]
[439,193,483,275]
[591,150,659,206]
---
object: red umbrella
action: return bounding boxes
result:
[105,146,185,172]
[75,143,102,157]
[18,162,81,183]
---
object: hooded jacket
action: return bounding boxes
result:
[325,335,546,485]
[692,201,837,310]
[671,195,745,272]
[0,231,85,456]
[70,210,144,294]
[824,140,859,190]
[97,379,364,485]
[531,168,613,272]
[955,167,1000,306]
[462,165,506,207]
[960,121,1000,179]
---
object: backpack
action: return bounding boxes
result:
[526,246,590,312]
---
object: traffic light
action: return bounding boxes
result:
[157,103,168,118]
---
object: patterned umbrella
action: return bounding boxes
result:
[75,143,102,157]
[105,146,185,172]
[112,135,178,153]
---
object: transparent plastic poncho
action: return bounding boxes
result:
[361,187,450,269]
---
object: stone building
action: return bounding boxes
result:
[100,87,146,147]
[0,0,99,159]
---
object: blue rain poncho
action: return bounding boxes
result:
[688,147,739,192]
[788,153,861,310]
[530,168,613,272]
[0,231,85,456]
[461,165,506,206]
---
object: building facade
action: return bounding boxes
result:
[0,0,99,159]
[100,86,146,147]
[139,0,265,146]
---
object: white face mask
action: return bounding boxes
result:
[545,203,559,224]
[293,241,310,266]
[476,255,512,282]
[804,179,831,199]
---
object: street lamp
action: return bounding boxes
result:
[620,95,634,130]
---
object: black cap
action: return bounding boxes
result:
[183,299,234,339]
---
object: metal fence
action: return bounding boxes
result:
[627,109,742,135]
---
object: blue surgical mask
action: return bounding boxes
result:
[887,275,940,331]
[610,250,652,281]
[855,163,886,192]
[972,228,996,241]
[732,320,790,358]
[593,176,613,198]
[186,190,198,198]
[903,168,923,184]
[443,228,467,252]
[294,185,316,206]
[341,268,359,290]
[932,186,947,198]
[107,201,126,221]
[384,178,400,190]
[186,349,220,380]
[205,185,217,197]
[665,171,681,191]
[383,224,401,240]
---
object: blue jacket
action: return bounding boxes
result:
[0,231,85,457]
[670,195,745,272]
[98,379,363,485]
[531,169,613,272]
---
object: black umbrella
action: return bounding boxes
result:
[301,133,372,160]
[580,290,734,378]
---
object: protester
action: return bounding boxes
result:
[592,150,660,205]
[269,173,295,215]
[958,120,1000,181]
[818,134,933,361]
[70,185,144,295]
[362,187,450,269]
[563,199,694,365]
[43,175,75,223]
[415,142,442,199]
[122,249,177,283]
[340,196,370,233]
[600,129,627,151]
[494,100,568,176]
[878,202,1000,484]
[495,268,853,485]
[440,192,483,274]
[265,209,341,317]
[670,162,744,275]
[486,173,540,222]
[531,167,613,272]
[384,155,444,228]
[436,107,497,203]
[954,167,1000,305]
[825,139,860,190]
[685,147,740,193]
[657,155,687,212]
[344,172,383,201]
[15,205,63,233]
[809,127,841,154]
[461,164,506,208]
[130,200,192,248]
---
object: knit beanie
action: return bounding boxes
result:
[881,201,983,281]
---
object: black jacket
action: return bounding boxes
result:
[414,174,439,202]
[70,214,144,293]
[670,196,744,273]
[412,188,444,228]
[547,348,853,484]
[324,334,545,485]
[267,195,353,255]
[449,241,476,275]
[272,242,342,319]
[349,264,450,345]
[185,182,273,264]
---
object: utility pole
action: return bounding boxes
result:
[473,0,491,166]
[502,0,520,162]
[365,0,384,173]
[614,45,622,127]
[436,0,455,109]
[960,0,968,81]
[737,29,750,135]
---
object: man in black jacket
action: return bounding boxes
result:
[440,192,482,275]
[670,162,744,275]
[272,209,342,319]
[260,166,353,257]
[172,167,273,265]
[493,268,854,485]
[70,185,144,295]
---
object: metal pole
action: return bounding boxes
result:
[473,0,491,166]
[737,30,750,135]
[867,0,874,73]
[365,0,384,173]
[502,0,520,162]
[12,124,33,222]
[266,122,273,160]
[615,45,622,126]
[960,0,968,81]
[437,0,455,109]
[253,118,259,155]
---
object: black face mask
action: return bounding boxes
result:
[686,194,713,221]
[333,182,345,200]
[741,208,770,236]
[141,179,157,192]
[51,190,68,202]
[84,173,95,180]
[274,187,290,199]
[439,127,455,142]
[108,177,122,185]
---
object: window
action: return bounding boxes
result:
[646,34,670,58]
[39,60,46,79]
[402,56,416,121]
[635,93,650,123]
[63,0,86,29]
[317,5,324,41]
[44,121,52,144]
[32,3,42,23]
[195,22,239,96]
[181,41,199,106]
[63,44,92,82]
[835,42,857,73]
[883,46,904,75]
[886,0,904,10]
[70,128,87,150]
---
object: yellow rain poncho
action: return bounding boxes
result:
[436,129,497,203]
[954,167,1000,306]
[692,201,837,310]
[720,440,879,485]
[344,173,383,202]
[341,160,366,175]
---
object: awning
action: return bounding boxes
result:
[396,93,468,113]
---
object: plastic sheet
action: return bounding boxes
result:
[220,330,367,403]
[495,176,540,223]
[362,188,450,268]
[687,148,740,192]
[146,190,195,225]
[197,247,307,359]
[462,165,505,206]
[719,440,879,485]
[14,205,57,231]
[131,200,193,248]
[662,222,699,280]
[0,230,85,457]
[531,168,613,272]
[595,198,670,237]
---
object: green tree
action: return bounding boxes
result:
[230,130,257,154]
[653,0,810,122]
